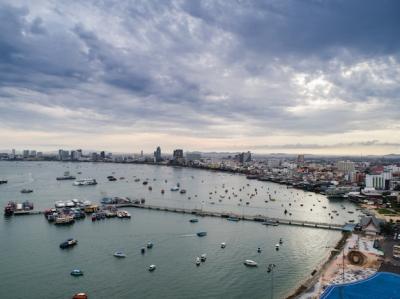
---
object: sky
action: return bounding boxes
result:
[0,0,400,155]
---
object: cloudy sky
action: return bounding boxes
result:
[1,0,399,155]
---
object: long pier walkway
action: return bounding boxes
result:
[114,203,346,231]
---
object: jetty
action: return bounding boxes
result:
[113,203,346,231]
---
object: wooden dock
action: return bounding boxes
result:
[114,203,346,231]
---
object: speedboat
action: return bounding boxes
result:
[221,242,226,248]
[197,232,207,237]
[244,260,258,267]
[189,219,199,223]
[113,251,126,258]
[195,257,201,266]
[149,264,156,271]
[70,269,84,276]
[60,238,78,249]
[200,254,207,262]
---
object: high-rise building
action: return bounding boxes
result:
[23,150,29,158]
[297,154,305,164]
[30,150,36,157]
[58,149,70,161]
[172,149,185,164]
[237,151,251,163]
[186,152,201,161]
[100,151,106,159]
[154,146,162,162]
[336,161,355,173]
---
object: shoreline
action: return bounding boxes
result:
[285,232,350,299]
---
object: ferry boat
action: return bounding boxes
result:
[56,172,76,181]
[73,178,97,186]
[55,216,75,225]
[60,238,78,249]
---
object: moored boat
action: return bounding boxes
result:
[244,260,258,267]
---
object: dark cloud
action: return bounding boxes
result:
[0,0,399,151]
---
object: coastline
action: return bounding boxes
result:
[285,232,350,299]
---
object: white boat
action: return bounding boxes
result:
[55,201,65,209]
[195,257,201,266]
[73,178,97,186]
[113,251,126,258]
[65,201,76,208]
[149,264,156,271]
[83,200,92,206]
[275,244,280,250]
[200,254,207,262]
[221,242,226,248]
[170,186,179,191]
[244,260,258,267]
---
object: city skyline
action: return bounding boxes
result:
[1,1,400,155]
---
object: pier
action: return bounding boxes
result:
[114,203,346,231]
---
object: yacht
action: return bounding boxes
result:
[113,251,126,258]
[170,186,179,191]
[70,269,84,276]
[73,178,97,186]
[244,260,258,267]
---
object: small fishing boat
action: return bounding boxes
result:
[141,247,146,254]
[70,269,84,276]
[60,238,78,249]
[221,242,226,248]
[197,232,207,237]
[72,293,87,299]
[257,247,261,253]
[180,189,186,194]
[244,260,258,267]
[275,244,280,250]
[147,242,153,249]
[149,264,156,271]
[189,219,199,223]
[113,251,126,258]
[200,254,207,262]
[170,186,179,191]
[195,257,201,266]
[279,238,283,244]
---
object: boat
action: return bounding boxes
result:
[73,178,97,186]
[20,189,33,193]
[257,247,261,253]
[134,178,140,182]
[147,242,153,249]
[161,189,165,194]
[221,242,226,248]
[180,189,186,194]
[142,181,148,185]
[348,211,354,214]
[70,269,84,276]
[65,201,76,208]
[113,251,126,258]
[149,265,156,271]
[107,176,117,181]
[72,293,88,299]
[60,238,78,249]
[55,216,75,225]
[56,172,76,181]
[195,257,201,266]
[200,254,207,262]
[348,220,355,223]
[244,260,258,267]
[197,232,207,237]
[279,238,283,244]
[189,219,199,223]
[55,201,66,209]
[141,247,146,254]
[0,179,8,184]
[227,216,240,222]
[170,186,179,191]
[275,244,280,250]
[261,220,279,226]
